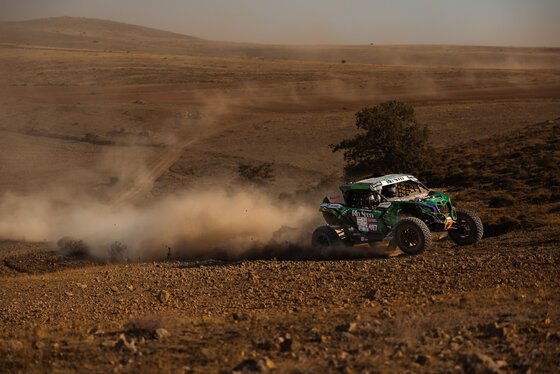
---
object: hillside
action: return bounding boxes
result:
[429,118,560,238]
[1,17,560,68]
[0,118,559,373]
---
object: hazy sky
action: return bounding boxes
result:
[2,0,559,46]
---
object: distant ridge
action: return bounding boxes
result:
[0,16,203,54]
[1,17,559,68]
[0,16,199,40]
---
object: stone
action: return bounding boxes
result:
[340,332,357,341]
[415,354,430,366]
[33,340,46,350]
[232,358,267,373]
[379,309,392,319]
[232,357,275,373]
[158,290,170,303]
[433,328,450,339]
[154,328,170,339]
[495,360,508,369]
[462,352,502,374]
[115,334,137,353]
[232,312,249,321]
[335,322,358,333]
[262,357,275,370]
[364,289,378,300]
[310,328,327,343]
[89,327,105,336]
[481,322,514,338]
[278,334,300,352]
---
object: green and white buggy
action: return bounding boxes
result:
[313,174,483,254]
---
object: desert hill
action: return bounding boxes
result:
[0,17,201,54]
[0,17,559,199]
[1,17,560,68]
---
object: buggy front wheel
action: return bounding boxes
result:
[395,217,431,255]
[448,209,483,245]
[312,226,342,247]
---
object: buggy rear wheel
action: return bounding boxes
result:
[395,217,431,255]
[449,209,483,245]
[312,226,342,247]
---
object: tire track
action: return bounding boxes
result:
[111,145,188,208]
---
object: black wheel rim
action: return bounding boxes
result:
[317,235,330,246]
[455,218,472,239]
[401,226,420,248]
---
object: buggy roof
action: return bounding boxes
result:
[340,174,418,191]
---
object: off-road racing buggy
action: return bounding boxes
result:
[313,174,483,254]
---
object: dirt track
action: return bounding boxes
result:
[111,146,185,207]
[0,228,558,373]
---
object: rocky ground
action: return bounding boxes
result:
[0,223,558,373]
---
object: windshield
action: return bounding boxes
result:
[380,180,429,201]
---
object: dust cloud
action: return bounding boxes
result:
[0,188,316,261]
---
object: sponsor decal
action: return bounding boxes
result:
[327,192,345,204]
[357,216,368,231]
[326,203,342,209]
[378,202,392,208]
[380,176,408,185]
[357,217,379,232]
[351,210,375,218]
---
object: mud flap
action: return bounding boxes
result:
[387,239,397,251]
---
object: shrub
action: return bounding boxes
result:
[331,101,434,179]
[57,237,89,257]
[238,162,275,185]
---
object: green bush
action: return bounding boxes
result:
[238,162,275,185]
[331,101,434,179]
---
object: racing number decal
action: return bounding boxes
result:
[368,221,378,232]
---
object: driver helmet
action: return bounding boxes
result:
[383,184,397,197]
[368,193,380,204]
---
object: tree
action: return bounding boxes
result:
[331,101,434,179]
[238,162,275,185]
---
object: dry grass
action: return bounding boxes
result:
[421,118,560,236]
[428,119,560,195]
